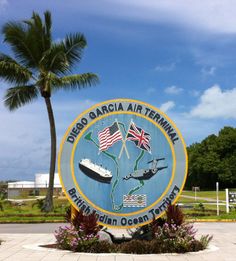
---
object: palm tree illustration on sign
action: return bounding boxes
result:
[0,11,99,211]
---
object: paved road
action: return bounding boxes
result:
[0,223,67,234]
[0,222,236,260]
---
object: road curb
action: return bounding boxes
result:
[0,220,63,224]
[187,219,236,222]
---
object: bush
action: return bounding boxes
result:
[55,209,101,252]
[55,224,100,251]
[166,204,184,226]
[55,225,75,250]
[156,222,213,253]
[55,221,212,254]
[32,199,45,211]
[199,235,213,249]
[0,201,3,211]
[119,239,150,254]
[71,210,100,236]
[55,204,212,254]
[89,240,117,253]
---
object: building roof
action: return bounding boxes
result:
[8,181,35,188]
[8,173,62,189]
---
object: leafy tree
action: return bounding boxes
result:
[186,127,236,189]
[0,11,99,211]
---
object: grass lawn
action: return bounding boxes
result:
[183,206,236,220]
[0,192,235,223]
[178,191,236,220]
[181,190,236,201]
[178,196,209,203]
[0,197,70,222]
[0,216,65,222]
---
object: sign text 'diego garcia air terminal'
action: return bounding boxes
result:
[59,99,188,228]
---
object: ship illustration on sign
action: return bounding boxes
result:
[123,158,168,181]
[79,158,112,184]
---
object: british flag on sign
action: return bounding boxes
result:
[98,122,122,151]
[127,122,151,152]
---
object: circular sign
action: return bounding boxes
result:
[58,99,188,228]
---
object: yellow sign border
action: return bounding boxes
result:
[71,111,176,216]
[58,98,188,228]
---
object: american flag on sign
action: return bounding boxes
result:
[127,122,151,152]
[98,122,122,151]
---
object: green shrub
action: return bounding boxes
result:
[55,209,101,252]
[0,201,3,212]
[64,206,71,222]
[55,205,212,254]
[55,224,100,251]
[153,222,209,253]
[32,199,45,211]
[119,239,150,254]
[194,203,205,212]
[89,241,117,253]
[199,235,213,249]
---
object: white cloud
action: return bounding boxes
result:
[0,90,98,180]
[154,62,175,72]
[191,48,231,67]
[189,90,200,97]
[167,111,221,145]
[0,0,8,11]
[189,85,236,119]
[201,66,216,77]
[160,101,175,113]
[165,86,183,95]
[0,0,7,6]
[83,0,236,34]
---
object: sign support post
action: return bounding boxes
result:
[71,205,77,221]
[216,182,219,216]
[225,188,229,213]
[194,187,197,201]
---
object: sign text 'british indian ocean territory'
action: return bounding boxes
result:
[59,99,188,228]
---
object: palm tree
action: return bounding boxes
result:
[0,11,99,212]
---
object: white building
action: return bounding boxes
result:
[35,173,61,188]
[8,173,62,198]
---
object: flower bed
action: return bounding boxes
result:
[54,205,213,254]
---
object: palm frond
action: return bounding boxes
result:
[2,21,38,68]
[2,11,52,68]
[40,46,68,74]
[64,33,87,67]
[32,12,43,31]
[29,11,51,51]
[0,53,32,84]
[4,85,39,111]
[51,73,99,90]
[40,33,87,74]
[44,10,52,44]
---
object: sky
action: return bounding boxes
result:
[1,0,236,180]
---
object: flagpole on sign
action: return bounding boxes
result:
[97,129,101,155]
[116,119,130,159]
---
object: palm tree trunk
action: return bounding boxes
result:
[42,97,56,212]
